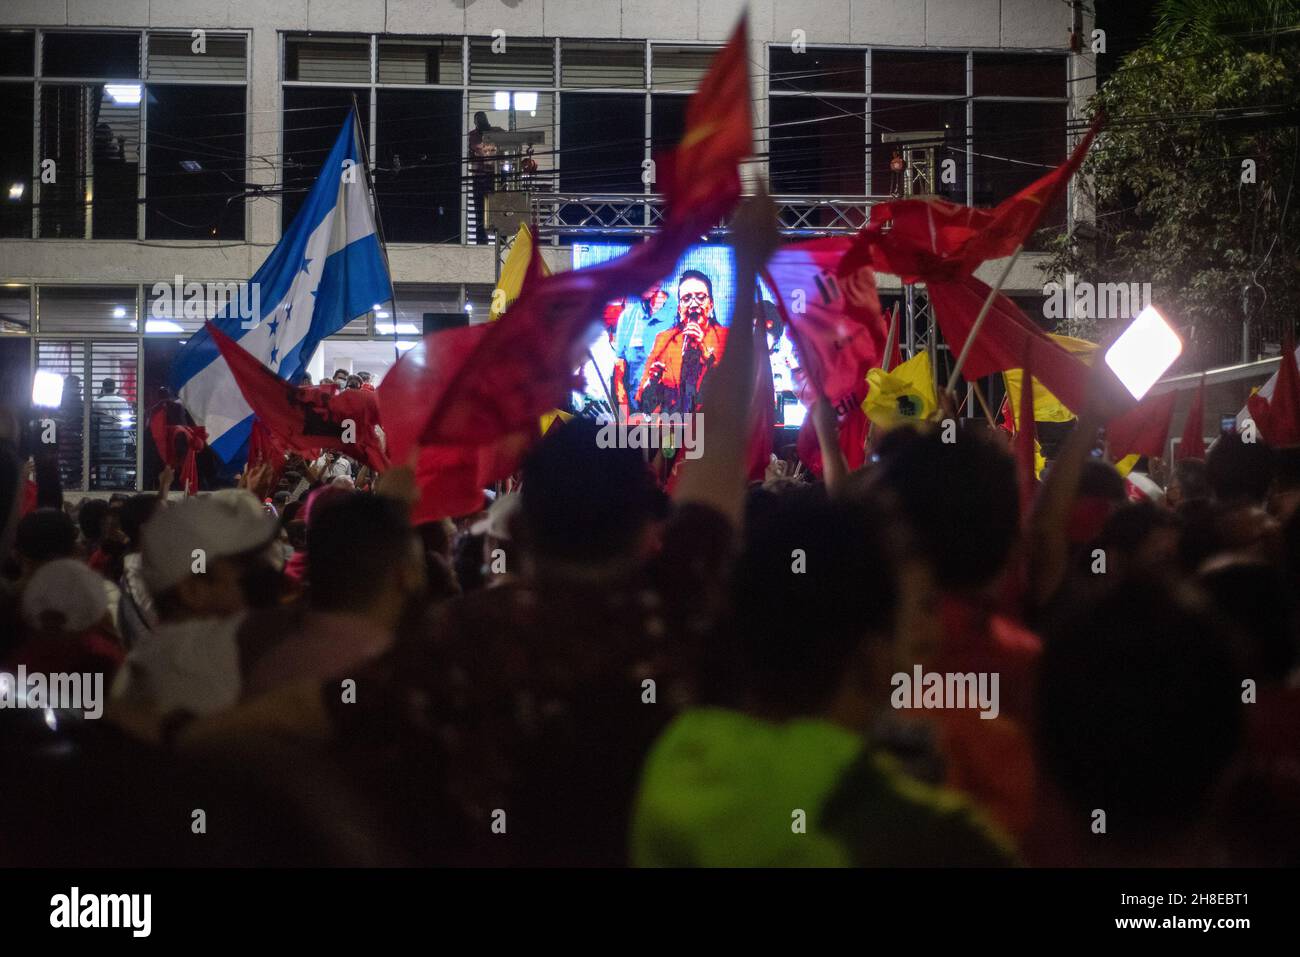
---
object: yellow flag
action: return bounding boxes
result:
[539,409,571,436]
[1114,453,1140,477]
[1003,334,1098,427]
[489,224,549,322]
[863,351,937,430]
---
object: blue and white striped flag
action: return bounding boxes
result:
[170,109,392,463]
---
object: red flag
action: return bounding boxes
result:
[148,400,207,495]
[414,19,752,447]
[207,322,388,472]
[746,349,776,481]
[1248,336,1300,446]
[1176,375,1207,460]
[1015,343,1038,518]
[925,275,1093,412]
[1106,390,1176,460]
[841,118,1102,284]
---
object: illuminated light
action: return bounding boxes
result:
[44,708,58,731]
[377,321,419,335]
[105,83,142,105]
[494,91,510,111]
[1104,305,1183,400]
[145,319,184,333]
[32,370,65,408]
[513,91,538,112]
[374,310,390,319]
[179,160,202,172]
[395,341,417,351]
[464,302,474,312]
[112,306,127,318]
[7,183,23,201]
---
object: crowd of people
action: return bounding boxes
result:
[0,201,1297,868]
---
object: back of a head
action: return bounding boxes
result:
[1077,457,1127,502]
[77,498,111,542]
[1172,457,1211,502]
[1038,578,1242,842]
[1207,432,1275,505]
[520,419,664,566]
[732,489,902,715]
[16,509,78,564]
[118,494,161,549]
[306,493,417,613]
[1199,559,1298,684]
[872,425,1017,590]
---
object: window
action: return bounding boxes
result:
[0,80,33,238]
[770,97,865,195]
[560,94,644,192]
[469,38,554,86]
[148,32,246,81]
[872,98,967,203]
[38,285,138,334]
[562,42,644,89]
[42,31,140,79]
[651,45,719,91]
[974,54,1066,98]
[770,47,864,94]
[281,86,371,229]
[285,37,370,83]
[0,30,34,77]
[35,340,86,491]
[146,85,247,239]
[871,51,965,95]
[973,101,1067,246]
[88,340,139,490]
[378,38,462,85]
[373,89,462,243]
[0,285,32,334]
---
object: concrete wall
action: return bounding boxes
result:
[0,0,1083,292]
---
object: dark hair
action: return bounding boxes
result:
[872,426,1018,590]
[16,508,78,563]
[1271,445,1300,491]
[119,494,162,548]
[1094,500,1180,558]
[345,375,363,390]
[1172,457,1211,501]
[100,378,116,394]
[1199,559,1298,683]
[519,419,665,564]
[1077,457,1126,501]
[77,498,111,541]
[731,490,903,714]
[306,493,417,613]
[474,111,489,130]
[1038,578,1242,840]
[1207,431,1275,504]
[677,269,714,301]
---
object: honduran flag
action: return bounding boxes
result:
[170,109,392,463]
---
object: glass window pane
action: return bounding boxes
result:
[385,282,461,333]
[974,54,1066,98]
[872,97,967,202]
[43,31,140,79]
[0,30,35,76]
[973,100,1067,247]
[469,38,554,87]
[0,338,28,410]
[770,47,864,94]
[560,93,644,192]
[562,41,644,89]
[374,88,462,242]
[466,91,554,243]
[378,38,461,84]
[0,284,32,333]
[285,37,371,83]
[35,339,86,490]
[146,84,246,239]
[770,96,865,194]
[871,50,965,95]
[651,45,719,90]
[281,87,370,230]
[38,285,138,333]
[148,32,247,81]
[464,283,494,320]
[0,83,34,238]
[145,279,249,334]
[39,84,140,239]
[89,340,138,490]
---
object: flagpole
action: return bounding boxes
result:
[944,243,1024,396]
[350,94,403,366]
[865,302,900,453]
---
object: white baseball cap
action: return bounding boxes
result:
[21,558,109,633]
[142,490,279,596]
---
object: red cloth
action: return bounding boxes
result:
[20,479,37,517]
[1248,336,1300,446]
[207,323,388,472]
[1106,389,1176,459]
[936,593,1042,725]
[1176,375,1207,460]
[413,21,751,448]
[746,347,776,481]
[148,402,208,494]
[6,629,124,682]
[796,405,868,477]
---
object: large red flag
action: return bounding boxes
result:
[148,401,207,495]
[1176,375,1207,460]
[1248,336,1300,446]
[840,117,1102,284]
[925,275,1093,412]
[1105,390,1176,459]
[412,18,752,447]
[207,323,388,472]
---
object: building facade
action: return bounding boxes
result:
[0,0,1092,491]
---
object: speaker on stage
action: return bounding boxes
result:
[423,312,468,335]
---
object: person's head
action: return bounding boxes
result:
[77,498,111,544]
[295,371,315,387]
[305,493,425,628]
[676,270,715,328]
[1207,431,1275,506]
[141,490,281,621]
[519,419,666,569]
[869,425,1019,592]
[357,371,373,384]
[20,558,110,636]
[1038,577,1242,858]
[1268,445,1300,523]
[345,375,363,391]
[1167,457,1210,509]
[15,508,78,574]
[332,368,350,386]
[1093,500,1183,580]
[731,488,916,725]
[474,110,490,132]
[1198,557,1298,684]
[100,378,116,397]
[118,494,162,551]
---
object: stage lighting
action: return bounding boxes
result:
[32,370,65,408]
[1104,305,1183,400]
